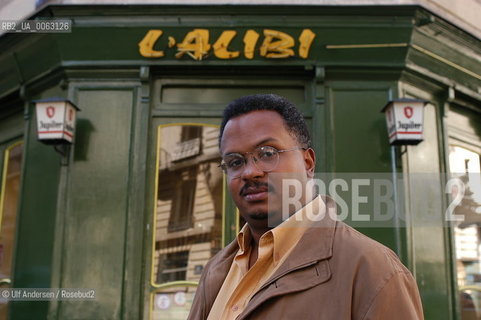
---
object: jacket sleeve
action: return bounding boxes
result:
[361,270,424,320]
[187,266,209,320]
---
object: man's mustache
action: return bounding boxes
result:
[239,181,275,196]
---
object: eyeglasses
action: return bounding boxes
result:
[219,146,306,178]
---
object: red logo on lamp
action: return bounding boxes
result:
[404,106,413,119]
[46,106,55,118]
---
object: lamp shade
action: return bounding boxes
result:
[34,98,80,144]
[381,99,427,145]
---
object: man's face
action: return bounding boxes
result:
[220,110,315,231]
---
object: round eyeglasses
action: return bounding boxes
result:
[219,146,306,178]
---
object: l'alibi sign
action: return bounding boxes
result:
[138,28,316,60]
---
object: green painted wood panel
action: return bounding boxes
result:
[0,112,24,145]
[328,84,398,250]
[9,104,61,319]
[329,85,392,172]
[406,103,453,319]
[57,89,133,319]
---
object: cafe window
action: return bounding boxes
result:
[0,142,23,319]
[450,145,481,320]
[153,124,223,284]
[150,124,223,319]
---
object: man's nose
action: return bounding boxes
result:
[241,156,264,180]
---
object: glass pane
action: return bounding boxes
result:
[151,125,223,319]
[0,142,23,319]
[450,146,481,320]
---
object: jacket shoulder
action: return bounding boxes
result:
[330,222,423,319]
[333,221,408,274]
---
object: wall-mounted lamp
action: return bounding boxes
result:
[34,97,80,162]
[381,98,427,145]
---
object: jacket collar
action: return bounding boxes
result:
[260,195,337,285]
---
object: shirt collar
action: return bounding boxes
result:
[237,223,251,255]
[271,195,324,264]
[235,195,325,265]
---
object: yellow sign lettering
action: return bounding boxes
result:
[138,28,316,60]
[243,30,260,59]
[213,30,240,59]
[138,29,164,58]
[176,29,211,60]
[260,29,295,59]
[168,36,176,48]
[298,29,316,59]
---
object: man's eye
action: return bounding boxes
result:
[259,148,276,159]
[227,157,244,168]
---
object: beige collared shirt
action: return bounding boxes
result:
[207,196,324,320]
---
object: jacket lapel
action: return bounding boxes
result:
[203,241,239,315]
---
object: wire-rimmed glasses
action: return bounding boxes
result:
[219,146,305,178]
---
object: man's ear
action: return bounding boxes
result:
[304,148,316,178]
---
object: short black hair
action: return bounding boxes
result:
[219,93,312,149]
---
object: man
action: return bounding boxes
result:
[188,94,423,320]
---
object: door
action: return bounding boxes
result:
[145,74,311,320]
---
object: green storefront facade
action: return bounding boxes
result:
[0,4,480,319]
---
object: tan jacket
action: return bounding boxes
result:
[188,212,424,320]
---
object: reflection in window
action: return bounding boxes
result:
[0,142,23,319]
[166,167,197,232]
[156,251,189,283]
[450,146,481,320]
[153,125,223,287]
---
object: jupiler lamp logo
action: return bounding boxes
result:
[404,106,413,119]
[46,106,55,118]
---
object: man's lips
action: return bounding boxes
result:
[240,184,272,202]
[244,190,268,202]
